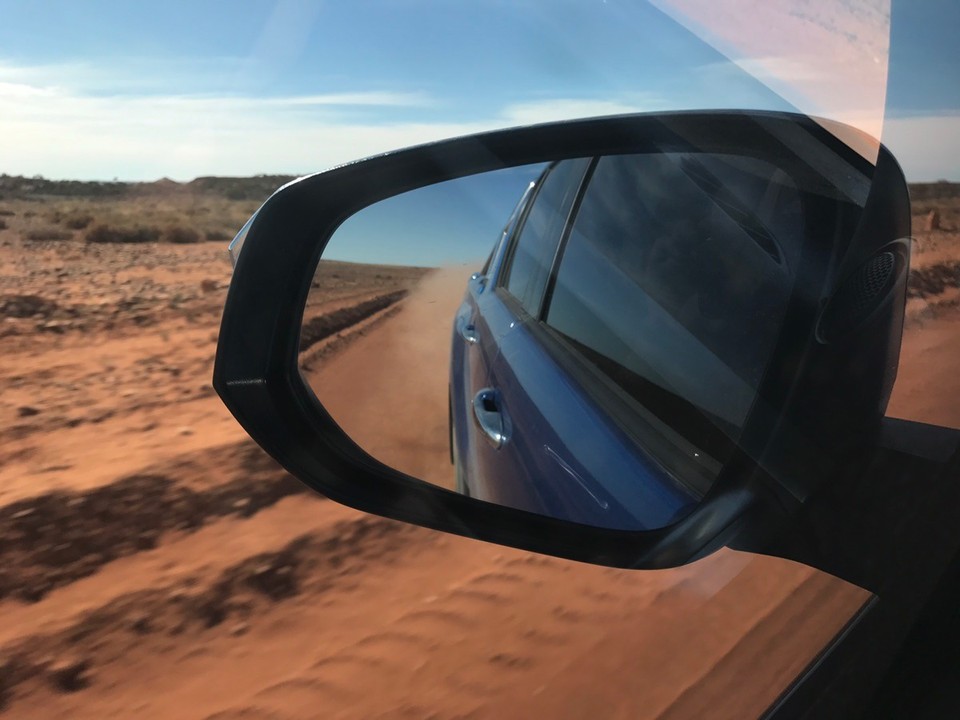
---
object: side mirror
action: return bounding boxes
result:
[214,111,912,576]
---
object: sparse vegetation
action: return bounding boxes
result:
[910,182,960,202]
[0,177,268,248]
[189,174,295,201]
[86,224,161,244]
[0,173,128,198]
[165,226,201,244]
[47,209,95,229]
[84,224,210,244]
[25,227,73,241]
[204,230,231,243]
[64,213,94,230]
[0,173,291,204]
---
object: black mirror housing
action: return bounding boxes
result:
[214,111,912,578]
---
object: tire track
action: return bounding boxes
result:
[0,445,304,602]
[292,552,583,712]
[0,515,416,712]
[299,290,408,353]
[908,259,960,298]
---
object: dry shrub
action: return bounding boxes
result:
[0,219,6,230]
[25,227,73,241]
[165,226,200,244]
[64,213,94,230]
[49,210,93,229]
[86,224,161,244]
[0,209,14,217]
[204,230,231,242]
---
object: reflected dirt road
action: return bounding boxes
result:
[303,266,469,489]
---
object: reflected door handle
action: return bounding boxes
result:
[457,316,479,344]
[472,388,510,449]
[470,273,488,294]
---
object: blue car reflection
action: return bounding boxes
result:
[449,152,804,531]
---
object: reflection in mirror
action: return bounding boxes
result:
[299,165,545,487]
[300,151,864,532]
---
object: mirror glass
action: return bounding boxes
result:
[299,151,861,531]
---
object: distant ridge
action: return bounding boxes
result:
[909,182,960,201]
[0,173,298,201]
[187,175,298,200]
[1,172,957,203]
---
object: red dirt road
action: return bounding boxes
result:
[2,218,957,718]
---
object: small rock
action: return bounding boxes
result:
[39,320,67,333]
[200,278,219,293]
[0,655,15,687]
[135,533,157,550]
[177,426,194,437]
[17,583,50,603]
[168,587,191,601]
[230,621,249,636]
[129,612,152,634]
[47,656,91,692]
[249,563,298,600]
[16,406,40,418]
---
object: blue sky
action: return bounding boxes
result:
[0,0,956,182]
[324,164,546,266]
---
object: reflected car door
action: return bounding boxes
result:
[468,157,698,529]
[460,158,589,512]
[450,178,536,495]
[472,148,820,533]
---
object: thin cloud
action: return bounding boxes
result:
[0,57,239,95]
[0,58,445,180]
[501,97,666,125]
[0,63,667,180]
[267,92,432,107]
[2,55,954,182]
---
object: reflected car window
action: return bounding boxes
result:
[545,153,802,456]
[502,158,590,316]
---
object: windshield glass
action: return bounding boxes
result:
[1,2,958,719]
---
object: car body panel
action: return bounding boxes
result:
[450,162,701,529]
[476,288,698,528]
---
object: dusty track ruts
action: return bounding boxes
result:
[0,515,417,711]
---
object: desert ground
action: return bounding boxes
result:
[0,177,957,719]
